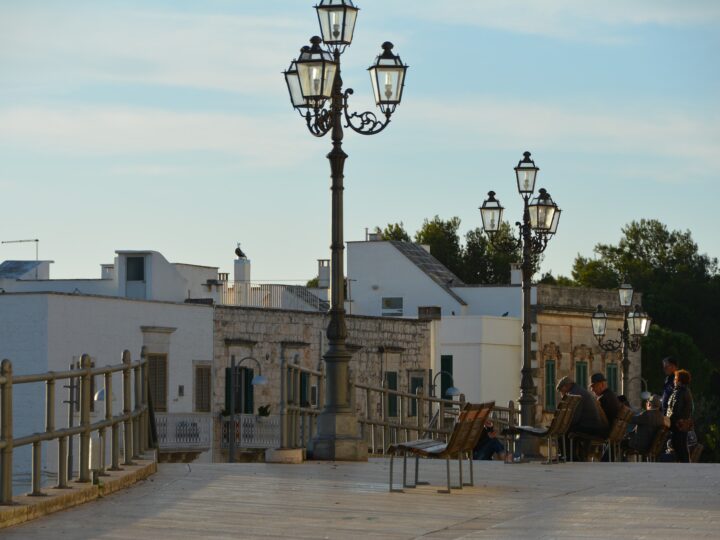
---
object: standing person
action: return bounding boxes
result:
[661,357,678,414]
[557,376,607,460]
[667,369,694,463]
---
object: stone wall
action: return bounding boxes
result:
[534,285,643,423]
[212,306,432,459]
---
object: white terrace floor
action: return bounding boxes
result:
[5,459,720,540]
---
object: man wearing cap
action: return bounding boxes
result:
[556,376,606,460]
[590,372,623,428]
[625,394,667,454]
[661,356,678,414]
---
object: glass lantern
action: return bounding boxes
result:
[515,151,538,196]
[315,0,359,47]
[480,191,504,234]
[368,42,407,114]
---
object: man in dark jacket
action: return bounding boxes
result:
[625,395,667,453]
[661,356,678,414]
[590,372,622,428]
[557,376,606,460]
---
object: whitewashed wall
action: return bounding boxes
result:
[434,316,521,406]
[347,241,465,318]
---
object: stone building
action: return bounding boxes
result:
[212,305,434,459]
[534,285,642,425]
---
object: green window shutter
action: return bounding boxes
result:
[300,372,310,406]
[224,367,231,414]
[243,367,254,414]
[575,361,588,388]
[386,371,398,417]
[440,355,453,398]
[606,363,618,393]
[545,360,556,410]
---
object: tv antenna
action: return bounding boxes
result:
[1,238,40,278]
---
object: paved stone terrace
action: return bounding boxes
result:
[4,459,719,539]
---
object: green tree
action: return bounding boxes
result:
[461,223,522,284]
[538,271,576,286]
[381,222,411,242]
[414,216,464,277]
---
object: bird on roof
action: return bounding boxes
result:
[235,244,246,259]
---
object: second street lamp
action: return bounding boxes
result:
[592,283,651,396]
[480,151,560,458]
[283,0,407,461]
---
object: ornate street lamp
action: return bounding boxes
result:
[479,151,560,457]
[284,1,407,461]
[592,284,652,395]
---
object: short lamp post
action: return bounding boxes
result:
[591,284,651,396]
[431,371,461,399]
[228,355,268,464]
[283,1,408,461]
[480,151,561,457]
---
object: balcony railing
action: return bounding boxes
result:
[218,281,329,312]
[220,415,281,449]
[156,413,212,450]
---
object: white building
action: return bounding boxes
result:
[347,238,527,407]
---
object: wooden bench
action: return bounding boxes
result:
[502,394,581,463]
[387,402,494,493]
[569,406,634,462]
[624,423,669,462]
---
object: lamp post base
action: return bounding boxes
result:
[308,411,368,461]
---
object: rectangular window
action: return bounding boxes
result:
[194,365,211,413]
[148,354,168,412]
[126,256,145,281]
[440,355,453,399]
[409,376,424,417]
[381,297,403,317]
[545,360,556,411]
[385,371,398,417]
[606,363,618,394]
[575,361,588,389]
[224,365,254,414]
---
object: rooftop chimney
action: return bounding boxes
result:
[317,259,330,289]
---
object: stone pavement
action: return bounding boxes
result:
[3,459,719,539]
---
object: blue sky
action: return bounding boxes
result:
[1,0,718,282]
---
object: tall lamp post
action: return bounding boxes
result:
[480,152,561,455]
[283,0,408,461]
[591,284,651,395]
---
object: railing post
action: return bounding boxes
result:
[133,361,141,459]
[141,353,149,452]
[79,353,92,483]
[416,387,425,440]
[122,350,134,466]
[57,436,68,489]
[31,441,43,496]
[280,356,287,448]
[1,359,14,504]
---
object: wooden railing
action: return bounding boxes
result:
[279,358,520,455]
[0,350,152,505]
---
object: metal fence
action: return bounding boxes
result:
[0,350,151,505]
[220,415,281,449]
[279,358,520,455]
[218,281,329,312]
[156,413,212,450]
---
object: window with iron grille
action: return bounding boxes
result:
[195,364,211,413]
[148,353,168,412]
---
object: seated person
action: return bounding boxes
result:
[625,394,666,454]
[557,376,607,461]
[590,372,622,427]
[473,420,506,461]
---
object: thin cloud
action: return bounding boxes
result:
[0,105,315,165]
